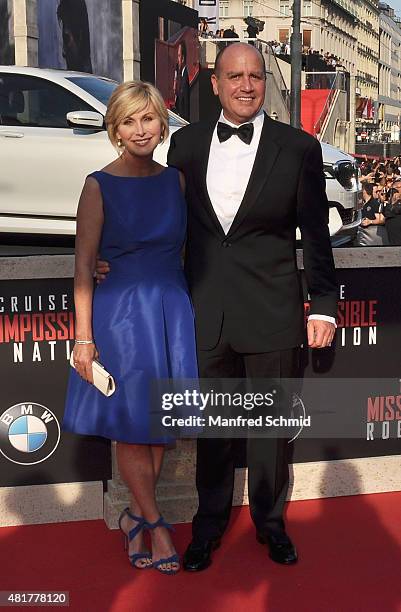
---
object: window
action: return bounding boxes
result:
[0,74,94,128]
[279,1,291,16]
[279,29,290,44]
[220,1,229,18]
[303,1,312,17]
[302,30,312,49]
[66,76,118,106]
[167,112,187,128]
[243,0,253,17]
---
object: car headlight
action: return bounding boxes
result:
[332,161,359,190]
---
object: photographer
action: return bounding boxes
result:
[384,179,401,245]
[244,17,264,46]
[246,22,258,45]
[355,183,389,246]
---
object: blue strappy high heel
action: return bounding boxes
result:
[146,516,180,575]
[118,507,152,569]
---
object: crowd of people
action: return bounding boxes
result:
[198,19,240,39]
[269,42,343,70]
[305,49,342,69]
[198,20,343,71]
[356,157,401,246]
[269,40,291,55]
[198,19,260,41]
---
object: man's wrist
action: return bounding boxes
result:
[308,314,337,327]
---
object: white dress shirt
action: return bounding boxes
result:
[206,109,336,328]
[207,109,264,234]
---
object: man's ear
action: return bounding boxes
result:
[211,74,219,96]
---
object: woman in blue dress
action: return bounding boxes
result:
[63,81,198,575]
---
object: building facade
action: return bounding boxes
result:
[218,1,396,146]
[355,0,380,138]
[378,2,401,141]
[217,0,357,75]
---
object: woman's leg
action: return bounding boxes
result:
[150,445,165,482]
[116,442,178,570]
[116,442,152,567]
[128,445,164,517]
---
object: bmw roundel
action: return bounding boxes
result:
[0,403,60,465]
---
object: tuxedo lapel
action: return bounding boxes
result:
[195,121,226,237]
[227,114,281,237]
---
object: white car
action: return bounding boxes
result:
[0,66,186,235]
[0,66,360,239]
[321,143,362,246]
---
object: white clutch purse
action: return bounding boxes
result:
[70,353,116,397]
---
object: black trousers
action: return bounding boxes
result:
[192,324,300,543]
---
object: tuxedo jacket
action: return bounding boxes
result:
[175,66,190,122]
[167,113,338,352]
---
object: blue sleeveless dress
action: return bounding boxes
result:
[63,167,198,444]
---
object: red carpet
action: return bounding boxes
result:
[301,90,331,136]
[1,492,401,612]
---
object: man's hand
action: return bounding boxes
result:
[95,257,110,284]
[307,319,336,349]
[391,191,401,205]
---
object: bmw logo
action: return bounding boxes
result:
[0,402,60,465]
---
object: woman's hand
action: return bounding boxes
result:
[95,257,110,284]
[72,344,99,384]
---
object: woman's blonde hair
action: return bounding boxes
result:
[105,81,169,148]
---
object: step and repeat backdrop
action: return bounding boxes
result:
[295,266,401,462]
[0,266,400,488]
[0,277,111,488]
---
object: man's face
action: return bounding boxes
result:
[363,187,372,202]
[177,45,184,69]
[373,185,381,199]
[379,192,386,203]
[62,25,80,69]
[391,182,401,204]
[211,44,265,125]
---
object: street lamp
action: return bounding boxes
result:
[290,0,302,128]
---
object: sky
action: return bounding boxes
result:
[388,0,401,17]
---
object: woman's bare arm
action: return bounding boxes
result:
[178,170,186,195]
[73,177,104,383]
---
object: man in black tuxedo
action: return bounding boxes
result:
[167,43,337,570]
[174,40,190,121]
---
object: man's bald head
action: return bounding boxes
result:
[211,42,266,125]
[214,43,266,78]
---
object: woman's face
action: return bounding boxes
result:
[116,102,163,158]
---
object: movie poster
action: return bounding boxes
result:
[293,267,401,462]
[0,0,14,65]
[155,24,199,122]
[0,278,111,487]
[38,0,123,82]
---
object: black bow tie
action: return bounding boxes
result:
[217,122,254,145]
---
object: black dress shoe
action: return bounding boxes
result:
[183,538,221,572]
[256,531,298,565]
